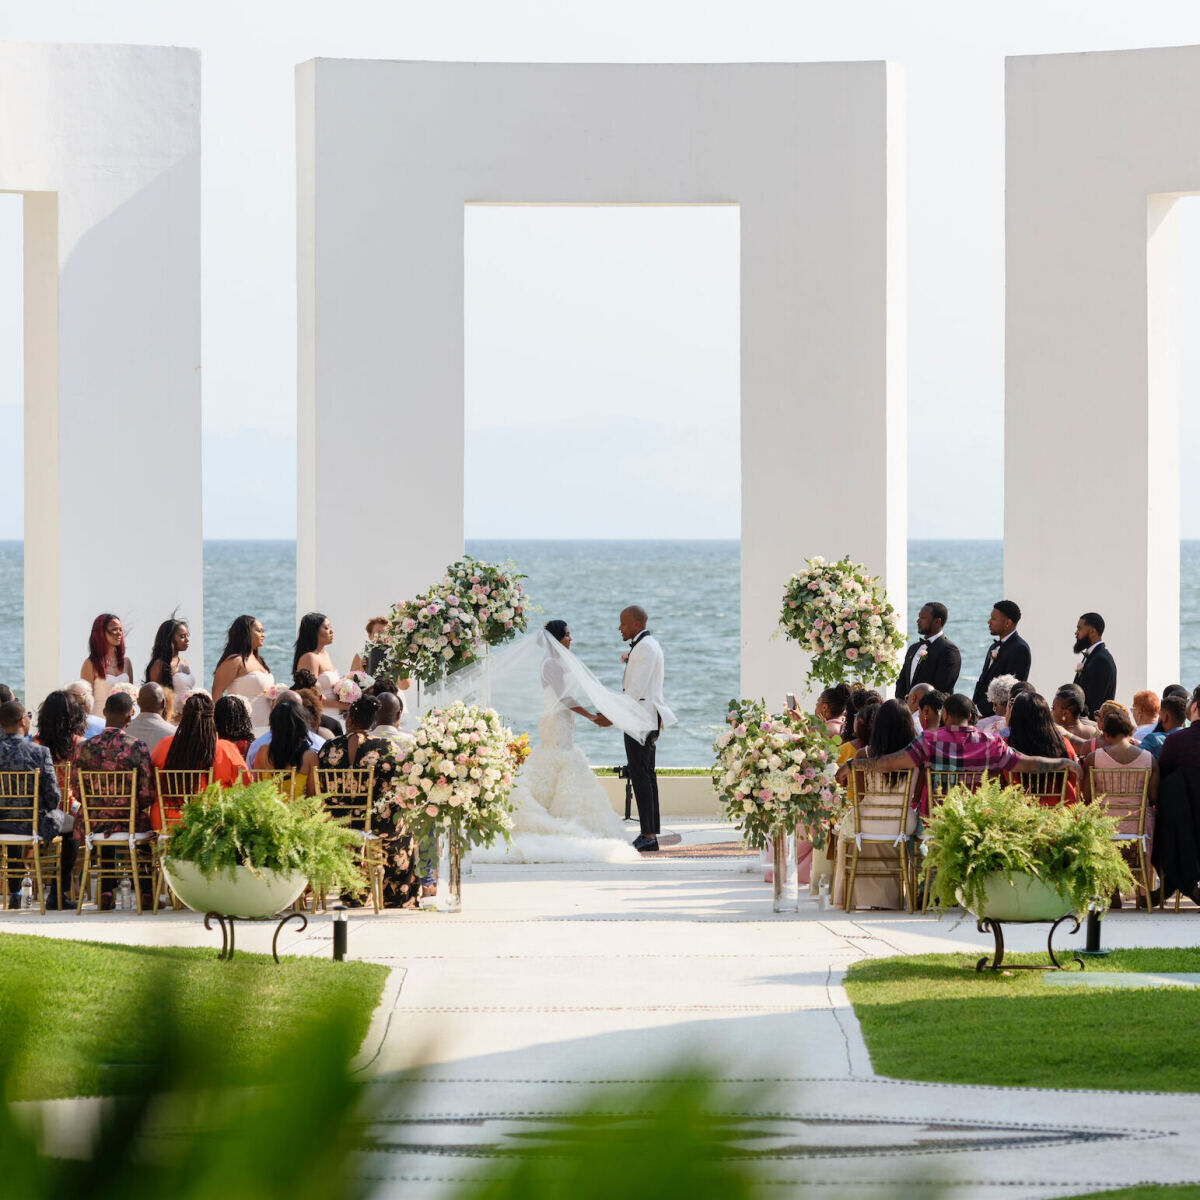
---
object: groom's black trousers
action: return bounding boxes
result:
[624,730,660,838]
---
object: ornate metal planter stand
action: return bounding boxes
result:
[975,914,1084,973]
[204,910,308,964]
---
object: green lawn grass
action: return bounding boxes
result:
[0,932,389,1100]
[844,948,1200,1093]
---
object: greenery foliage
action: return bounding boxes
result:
[921,777,1135,917]
[846,949,1200,1094]
[164,780,366,896]
[710,698,842,850]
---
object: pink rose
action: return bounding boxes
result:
[425,804,438,816]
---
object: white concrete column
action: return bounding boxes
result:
[298,60,904,696]
[0,43,202,704]
[1006,46,1200,693]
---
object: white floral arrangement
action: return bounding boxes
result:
[108,680,141,716]
[333,676,363,704]
[375,592,478,688]
[264,683,289,705]
[710,698,842,850]
[390,702,517,847]
[442,556,530,648]
[779,555,906,688]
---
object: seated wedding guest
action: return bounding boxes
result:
[832,698,919,910]
[814,684,852,738]
[1052,684,1096,745]
[993,679,1037,738]
[370,691,413,748]
[1080,707,1157,814]
[0,701,71,907]
[866,693,1081,815]
[976,675,1017,734]
[351,616,390,677]
[214,694,255,759]
[296,686,333,742]
[162,687,178,726]
[293,612,347,721]
[127,683,175,753]
[294,668,343,738]
[972,600,1032,716]
[843,688,881,740]
[1132,690,1161,744]
[253,700,318,796]
[31,692,82,905]
[153,691,249,783]
[79,613,134,715]
[0,684,13,704]
[905,683,933,733]
[1149,699,1200,906]
[918,689,945,732]
[212,615,274,733]
[1004,692,1078,805]
[66,680,105,738]
[1073,612,1117,717]
[1142,695,1188,761]
[244,691,324,768]
[318,694,419,909]
[1066,699,1131,759]
[144,616,194,697]
[74,691,155,905]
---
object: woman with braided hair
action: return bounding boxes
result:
[151,692,250,787]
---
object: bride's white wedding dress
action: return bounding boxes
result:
[459,636,652,865]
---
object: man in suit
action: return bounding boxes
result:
[972,600,1032,717]
[895,602,961,698]
[611,605,677,853]
[1074,612,1117,718]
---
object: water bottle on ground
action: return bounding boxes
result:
[119,875,133,912]
[20,873,33,910]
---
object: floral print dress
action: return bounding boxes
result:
[317,734,420,908]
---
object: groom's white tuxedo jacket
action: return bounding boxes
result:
[622,633,677,730]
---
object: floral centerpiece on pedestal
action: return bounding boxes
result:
[779,555,905,688]
[375,592,478,688]
[390,701,518,910]
[712,698,841,910]
[443,556,530,648]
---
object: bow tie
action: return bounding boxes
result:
[990,640,1001,651]
[918,638,931,648]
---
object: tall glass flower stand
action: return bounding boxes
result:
[439,830,463,913]
[771,829,797,913]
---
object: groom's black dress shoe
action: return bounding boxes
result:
[634,836,659,853]
[632,834,651,849]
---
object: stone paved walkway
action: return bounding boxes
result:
[6,818,1200,1198]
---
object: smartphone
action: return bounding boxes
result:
[785,692,797,711]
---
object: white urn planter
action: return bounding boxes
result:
[162,859,307,919]
[963,871,1073,922]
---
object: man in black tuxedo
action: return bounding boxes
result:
[972,599,1032,717]
[895,602,961,698]
[1073,611,1117,718]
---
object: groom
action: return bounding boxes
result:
[606,605,677,853]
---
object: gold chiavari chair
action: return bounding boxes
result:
[1089,765,1156,912]
[1009,767,1072,806]
[314,766,380,913]
[845,767,914,913]
[76,770,156,915]
[154,769,211,910]
[0,771,60,915]
[919,766,989,912]
[247,767,297,800]
[54,761,73,812]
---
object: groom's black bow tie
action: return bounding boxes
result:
[917,638,931,649]
[990,640,1001,651]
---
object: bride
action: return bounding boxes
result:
[427,620,657,863]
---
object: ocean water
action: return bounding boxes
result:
[2,538,1199,766]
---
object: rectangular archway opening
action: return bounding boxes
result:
[464,204,740,766]
[1177,195,1200,686]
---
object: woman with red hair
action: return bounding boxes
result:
[79,613,134,715]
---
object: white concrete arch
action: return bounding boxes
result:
[297,59,905,705]
[1006,45,1200,692]
[0,42,202,703]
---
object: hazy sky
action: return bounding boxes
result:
[2,1,1200,539]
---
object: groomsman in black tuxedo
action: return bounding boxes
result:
[1073,612,1117,718]
[972,600,1032,717]
[895,602,961,698]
